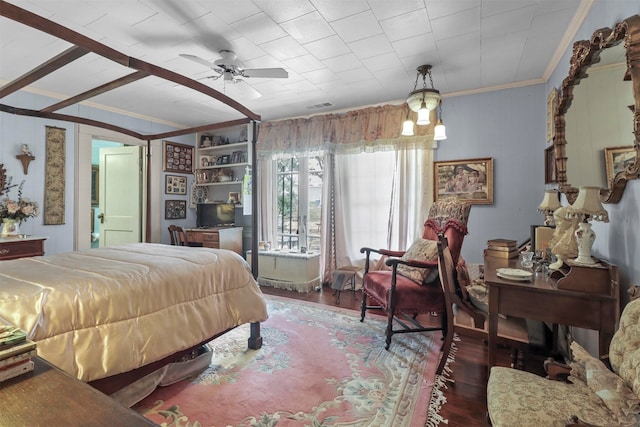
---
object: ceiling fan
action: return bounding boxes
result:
[180,50,288,98]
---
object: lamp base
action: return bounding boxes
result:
[573,222,596,265]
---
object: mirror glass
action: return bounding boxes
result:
[564,43,635,188]
[554,15,640,204]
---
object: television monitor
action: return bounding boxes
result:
[196,203,236,228]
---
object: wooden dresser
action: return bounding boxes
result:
[0,236,47,260]
[186,227,242,255]
[0,356,155,426]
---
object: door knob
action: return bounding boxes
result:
[98,213,104,223]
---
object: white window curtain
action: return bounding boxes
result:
[328,147,432,280]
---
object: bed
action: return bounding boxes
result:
[0,243,268,402]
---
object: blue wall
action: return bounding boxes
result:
[436,84,545,264]
[0,92,195,253]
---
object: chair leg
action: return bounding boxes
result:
[385,309,394,350]
[435,311,452,375]
[360,292,367,322]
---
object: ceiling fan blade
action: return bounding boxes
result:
[179,53,218,69]
[242,68,288,79]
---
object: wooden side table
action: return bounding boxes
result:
[0,356,155,426]
[0,236,47,260]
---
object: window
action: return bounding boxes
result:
[275,155,323,252]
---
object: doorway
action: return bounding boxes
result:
[76,125,162,251]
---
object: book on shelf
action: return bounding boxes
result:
[485,248,520,259]
[0,358,34,382]
[487,238,517,247]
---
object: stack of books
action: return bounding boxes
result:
[485,238,519,259]
[0,324,37,382]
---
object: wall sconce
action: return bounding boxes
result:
[16,144,35,175]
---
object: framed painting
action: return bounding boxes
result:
[433,157,494,205]
[545,145,557,184]
[165,199,187,219]
[91,165,99,205]
[604,145,636,183]
[163,141,193,173]
[165,174,187,195]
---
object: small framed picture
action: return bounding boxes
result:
[545,146,557,184]
[231,151,243,163]
[165,174,187,195]
[228,191,240,204]
[163,141,193,173]
[165,199,187,219]
[218,154,230,165]
[604,145,635,183]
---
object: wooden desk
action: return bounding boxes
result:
[186,227,242,255]
[0,356,155,426]
[0,236,47,260]
[485,256,619,374]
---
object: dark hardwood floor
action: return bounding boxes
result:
[260,285,547,426]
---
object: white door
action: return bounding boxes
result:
[99,146,142,247]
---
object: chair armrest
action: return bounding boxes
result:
[360,247,406,274]
[385,258,437,269]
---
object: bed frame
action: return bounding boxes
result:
[90,323,262,395]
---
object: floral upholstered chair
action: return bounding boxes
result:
[487,296,640,426]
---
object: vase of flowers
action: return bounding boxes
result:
[0,179,39,236]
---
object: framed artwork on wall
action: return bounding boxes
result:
[165,174,187,195]
[91,165,99,205]
[433,157,494,205]
[545,145,557,184]
[163,141,193,173]
[165,199,187,219]
[604,145,635,183]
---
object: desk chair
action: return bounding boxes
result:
[168,225,187,246]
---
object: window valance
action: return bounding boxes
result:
[257,103,435,156]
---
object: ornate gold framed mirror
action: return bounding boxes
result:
[553,15,640,204]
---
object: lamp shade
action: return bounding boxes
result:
[434,119,447,140]
[407,88,440,112]
[416,103,431,125]
[401,119,415,136]
[538,190,561,213]
[566,186,609,222]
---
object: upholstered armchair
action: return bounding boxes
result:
[487,296,640,426]
[359,198,471,370]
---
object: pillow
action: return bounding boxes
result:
[397,238,439,284]
[570,341,640,424]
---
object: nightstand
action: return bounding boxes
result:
[0,236,47,260]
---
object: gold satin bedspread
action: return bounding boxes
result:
[0,243,268,382]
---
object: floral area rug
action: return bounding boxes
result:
[133,295,454,426]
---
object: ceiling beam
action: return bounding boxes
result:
[0,0,261,121]
[40,71,150,113]
[0,46,89,98]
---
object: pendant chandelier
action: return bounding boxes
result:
[401,64,447,140]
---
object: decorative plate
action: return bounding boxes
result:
[190,184,208,208]
[496,268,533,281]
